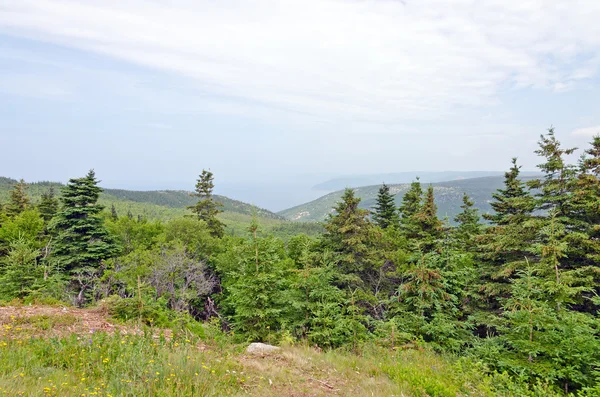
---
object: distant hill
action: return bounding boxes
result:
[0,177,321,238]
[279,175,539,223]
[0,177,283,220]
[313,171,539,191]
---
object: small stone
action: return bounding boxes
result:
[245,342,280,354]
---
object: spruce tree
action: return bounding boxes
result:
[483,158,534,225]
[110,204,119,220]
[188,170,225,238]
[372,183,399,229]
[453,193,482,251]
[476,158,536,314]
[529,129,592,309]
[413,185,443,252]
[51,170,119,272]
[5,179,30,217]
[571,136,600,310]
[528,128,577,217]
[398,178,423,239]
[322,189,372,280]
[38,186,59,222]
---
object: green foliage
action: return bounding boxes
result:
[104,295,172,327]
[216,236,300,342]
[4,179,30,217]
[188,170,225,238]
[0,209,45,250]
[322,188,373,279]
[1,128,599,396]
[483,158,535,225]
[372,183,400,229]
[51,170,119,272]
[476,263,600,393]
[38,186,59,222]
[453,193,482,251]
[398,178,423,237]
[0,239,65,300]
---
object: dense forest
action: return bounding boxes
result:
[1,128,599,395]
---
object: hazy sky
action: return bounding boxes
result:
[1,0,600,207]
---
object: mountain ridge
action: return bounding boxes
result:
[0,177,285,221]
[279,175,540,222]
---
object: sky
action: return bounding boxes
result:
[1,0,600,210]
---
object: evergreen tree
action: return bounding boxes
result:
[5,179,30,217]
[476,158,537,316]
[412,186,443,252]
[483,158,534,225]
[110,204,119,220]
[51,170,119,272]
[188,170,225,238]
[372,183,399,229]
[528,128,578,217]
[492,262,600,393]
[216,236,299,341]
[398,178,423,239]
[38,186,59,222]
[322,188,372,279]
[529,129,593,309]
[571,136,600,310]
[453,193,482,251]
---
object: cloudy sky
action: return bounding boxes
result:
[1,0,600,209]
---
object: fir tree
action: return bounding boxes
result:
[322,189,372,280]
[494,261,600,392]
[412,185,443,252]
[528,128,578,217]
[476,158,537,315]
[398,178,423,239]
[38,186,59,222]
[5,179,30,217]
[483,158,534,225]
[571,136,600,310]
[188,170,225,238]
[51,170,119,272]
[529,129,593,309]
[110,204,119,220]
[453,193,482,251]
[372,183,399,229]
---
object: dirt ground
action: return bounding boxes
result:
[0,305,171,339]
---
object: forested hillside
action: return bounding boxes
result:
[1,129,599,396]
[279,175,539,222]
[0,178,283,220]
[0,177,315,238]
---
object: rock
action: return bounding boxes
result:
[246,342,280,354]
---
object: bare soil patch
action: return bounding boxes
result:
[0,305,171,339]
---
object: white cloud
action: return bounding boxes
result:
[572,125,600,137]
[0,0,599,123]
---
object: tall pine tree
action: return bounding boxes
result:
[322,189,373,282]
[188,170,225,238]
[51,170,118,272]
[38,186,59,222]
[372,183,399,229]
[412,186,443,252]
[5,179,30,217]
[483,158,534,225]
[477,158,536,310]
[453,193,482,252]
[398,178,423,239]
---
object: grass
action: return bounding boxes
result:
[0,306,552,397]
